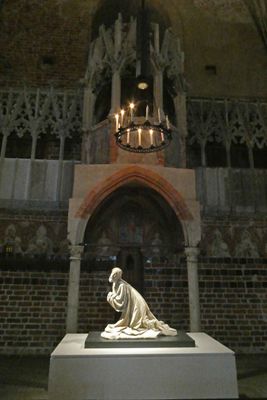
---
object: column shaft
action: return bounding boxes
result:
[185,247,201,332]
[111,70,121,114]
[66,245,84,333]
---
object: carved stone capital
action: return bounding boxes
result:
[185,246,200,262]
[69,245,84,261]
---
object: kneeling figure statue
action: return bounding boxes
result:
[101,267,177,339]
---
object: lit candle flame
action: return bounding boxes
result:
[130,103,134,121]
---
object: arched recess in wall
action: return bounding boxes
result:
[5,131,31,159]
[83,185,184,279]
[79,184,189,333]
[72,166,199,249]
[93,77,112,125]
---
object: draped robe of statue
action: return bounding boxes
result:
[101,269,177,339]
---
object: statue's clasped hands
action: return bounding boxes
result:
[107,291,113,302]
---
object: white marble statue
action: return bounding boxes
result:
[101,267,177,340]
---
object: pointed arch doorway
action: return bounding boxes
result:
[83,184,184,296]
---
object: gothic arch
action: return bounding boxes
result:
[71,166,200,247]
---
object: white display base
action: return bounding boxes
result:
[48,333,238,400]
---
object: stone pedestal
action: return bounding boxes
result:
[48,332,238,400]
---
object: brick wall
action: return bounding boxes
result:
[0,256,266,354]
[199,258,267,353]
[0,0,96,87]
[78,258,190,333]
[0,267,68,354]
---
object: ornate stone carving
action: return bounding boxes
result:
[26,225,53,256]
[210,229,230,257]
[3,224,23,254]
[185,246,200,262]
[85,14,136,92]
[187,97,267,165]
[235,230,259,258]
[0,87,82,158]
[69,244,84,260]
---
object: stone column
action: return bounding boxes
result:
[110,69,121,114]
[154,71,163,113]
[185,247,201,332]
[81,85,96,163]
[66,245,84,333]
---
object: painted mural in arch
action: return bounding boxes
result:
[83,185,184,282]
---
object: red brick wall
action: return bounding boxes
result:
[199,258,267,352]
[0,268,68,354]
[0,257,266,354]
[78,259,190,333]
[0,0,94,87]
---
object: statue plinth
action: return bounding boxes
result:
[84,331,195,348]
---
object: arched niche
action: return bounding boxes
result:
[83,185,184,289]
[79,184,189,333]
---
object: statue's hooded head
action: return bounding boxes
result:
[109,267,123,283]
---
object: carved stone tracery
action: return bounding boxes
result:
[0,88,82,160]
[187,97,267,167]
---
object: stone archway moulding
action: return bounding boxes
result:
[71,165,200,247]
[76,165,193,220]
[67,165,202,332]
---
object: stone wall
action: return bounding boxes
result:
[0,159,76,205]
[196,168,267,215]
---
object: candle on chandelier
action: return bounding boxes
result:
[146,105,149,121]
[161,130,164,142]
[120,109,125,127]
[127,129,130,145]
[130,103,134,122]
[115,113,119,131]
[158,108,161,123]
[149,129,153,146]
[138,128,142,147]
[166,115,170,130]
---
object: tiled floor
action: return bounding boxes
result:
[0,353,266,399]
